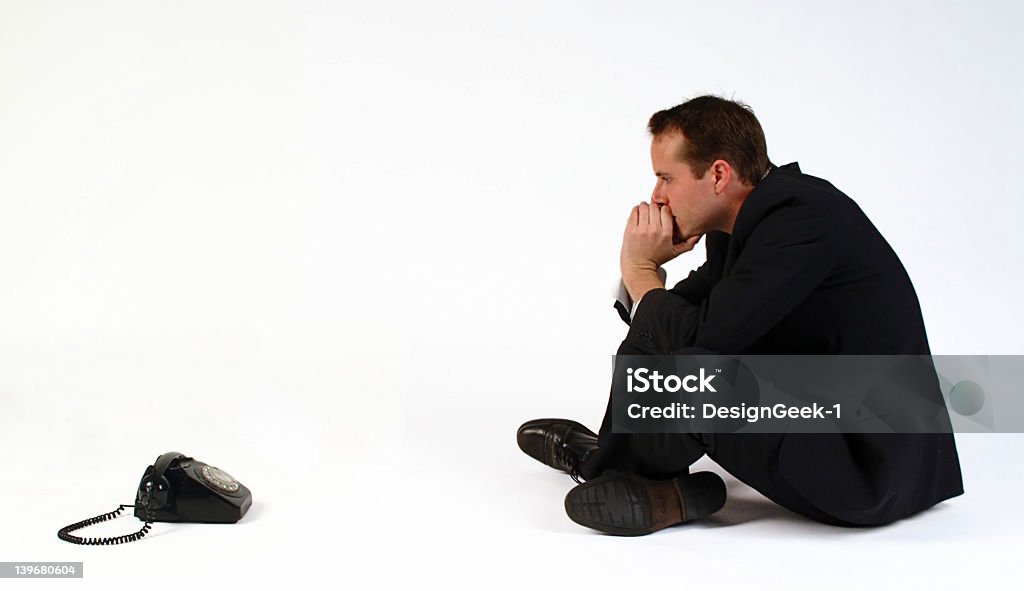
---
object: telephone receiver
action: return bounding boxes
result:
[58,452,252,545]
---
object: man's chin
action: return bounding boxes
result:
[673,232,702,246]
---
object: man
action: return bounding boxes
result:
[517,95,964,535]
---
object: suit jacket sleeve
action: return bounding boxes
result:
[624,200,839,353]
[666,230,730,306]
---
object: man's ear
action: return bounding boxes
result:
[710,160,732,195]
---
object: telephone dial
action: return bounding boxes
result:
[58,452,252,545]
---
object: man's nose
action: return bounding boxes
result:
[651,185,668,205]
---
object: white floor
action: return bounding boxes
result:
[1,347,1019,590]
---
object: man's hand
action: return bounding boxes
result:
[620,203,701,302]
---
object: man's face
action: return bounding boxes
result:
[649,132,717,242]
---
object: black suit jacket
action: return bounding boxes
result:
[626,162,934,356]
[620,162,963,525]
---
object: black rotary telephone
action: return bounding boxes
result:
[58,452,252,545]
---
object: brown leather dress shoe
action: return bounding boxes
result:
[517,418,598,481]
[564,471,726,536]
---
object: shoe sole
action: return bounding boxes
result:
[564,472,726,536]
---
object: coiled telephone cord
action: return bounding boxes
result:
[57,504,154,545]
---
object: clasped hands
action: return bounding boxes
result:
[620,202,702,303]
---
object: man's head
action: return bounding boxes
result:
[647,95,770,239]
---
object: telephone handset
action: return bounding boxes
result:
[58,452,252,545]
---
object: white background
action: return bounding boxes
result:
[1,1,1022,589]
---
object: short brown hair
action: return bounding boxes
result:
[648,95,770,186]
